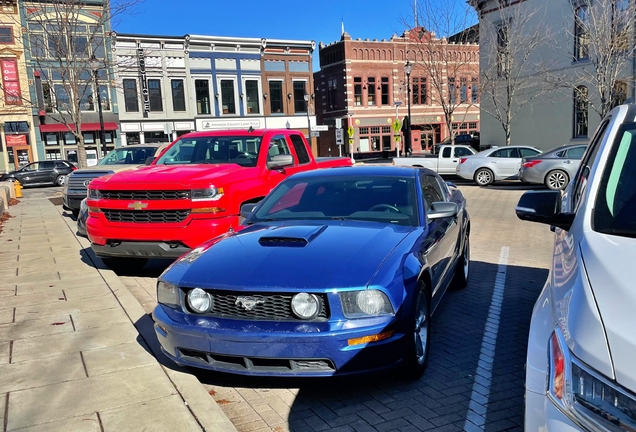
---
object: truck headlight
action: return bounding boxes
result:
[340,290,393,318]
[87,188,102,199]
[191,187,224,201]
[291,293,320,319]
[187,288,212,313]
[157,280,180,308]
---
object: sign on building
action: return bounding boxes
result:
[137,47,150,118]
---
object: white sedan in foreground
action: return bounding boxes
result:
[516,103,636,431]
[456,145,541,185]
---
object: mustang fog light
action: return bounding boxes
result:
[291,293,320,319]
[187,288,212,313]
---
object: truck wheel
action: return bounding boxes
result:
[71,209,80,217]
[545,170,569,190]
[102,257,148,273]
[474,168,494,186]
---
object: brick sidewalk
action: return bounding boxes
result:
[0,195,237,432]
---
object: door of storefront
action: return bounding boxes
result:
[12,146,32,168]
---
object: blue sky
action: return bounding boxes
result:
[115,0,420,48]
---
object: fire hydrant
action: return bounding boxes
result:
[14,180,23,198]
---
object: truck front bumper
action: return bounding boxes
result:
[63,193,85,211]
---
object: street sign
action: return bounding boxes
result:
[348,138,354,145]
[335,128,344,145]
[347,126,355,137]
[335,118,342,129]
[312,125,329,132]
[393,119,401,134]
[310,131,320,138]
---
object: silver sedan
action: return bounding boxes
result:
[456,146,542,186]
[518,144,587,190]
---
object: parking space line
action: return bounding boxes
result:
[463,246,509,430]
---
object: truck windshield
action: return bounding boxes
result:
[98,147,157,165]
[155,136,262,167]
[593,124,636,238]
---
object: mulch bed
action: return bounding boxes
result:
[0,212,13,235]
[9,198,19,206]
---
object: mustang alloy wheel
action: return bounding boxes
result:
[403,287,431,379]
[545,170,569,190]
[474,168,494,186]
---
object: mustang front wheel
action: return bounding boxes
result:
[403,287,431,379]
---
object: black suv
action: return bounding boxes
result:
[0,160,76,186]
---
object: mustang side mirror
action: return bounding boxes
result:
[266,154,294,170]
[145,157,155,165]
[515,190,574,231]
[240,203,258,220]
[427,201,459,220]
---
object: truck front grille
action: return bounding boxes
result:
[67,171,113,193]
[100,190,190,200]
[184,289,330,321]
[103,209,190,223]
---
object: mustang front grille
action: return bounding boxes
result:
[103,209,190,223]
[184,289,330,321]
[100,190,190,200]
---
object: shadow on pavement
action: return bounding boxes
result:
[186,261,547,432]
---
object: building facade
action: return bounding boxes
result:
[315,29,480,159]
[113,33,317,153]
[0,0,38,172]
[20,0,120,165]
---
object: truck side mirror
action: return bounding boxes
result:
[145,157,155,165]
[266,154,294,170]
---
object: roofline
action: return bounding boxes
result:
[114,32,185,43]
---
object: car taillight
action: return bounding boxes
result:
[550,332,565,400]
[523,160,542,168]
[459,157,468,164]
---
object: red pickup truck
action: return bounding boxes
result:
[86,129,352,270]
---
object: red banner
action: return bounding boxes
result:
[1,59,21,105]
[5,134,27,147]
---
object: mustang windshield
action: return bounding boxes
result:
[251,175,419,227]
[155,136,262,167]
[593,124,636,238]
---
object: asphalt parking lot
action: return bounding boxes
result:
[97,179,554,432]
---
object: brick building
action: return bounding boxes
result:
[314,28,480,159]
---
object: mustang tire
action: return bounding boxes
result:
[403,286,431,379]
[452,232,470,289]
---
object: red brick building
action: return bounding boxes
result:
[314,28,480,158]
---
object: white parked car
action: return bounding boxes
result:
[456,145,541,185]
[516,103,636,431]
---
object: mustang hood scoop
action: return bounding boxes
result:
[258,225,327,247]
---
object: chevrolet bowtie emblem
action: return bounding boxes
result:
[128,201,148,210]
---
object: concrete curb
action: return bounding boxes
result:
[55,205,239,432]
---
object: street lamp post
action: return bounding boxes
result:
[393,101,403,157]
[89,57,107,157]
[403,60,413,156]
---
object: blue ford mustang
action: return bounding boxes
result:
[153,166,470,377]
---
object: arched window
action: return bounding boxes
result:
[574,6,589,60]
[573,86,588,138]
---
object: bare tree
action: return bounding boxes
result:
[562,0,634,119]
[477,1,556,146]
[4,0,138,167]
[402,0,480,145]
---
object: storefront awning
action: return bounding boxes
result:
[39,122,119,133]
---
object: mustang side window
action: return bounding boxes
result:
[420,174,444,211]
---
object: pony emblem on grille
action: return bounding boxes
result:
[235,296,265,310]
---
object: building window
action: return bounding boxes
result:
[613,81,628,109]
[413,77,427,104]
[30,34,45,57]
[171,79,186,111]
[145,131,170,143]
[269,80,283,113]
[381,77,389,105]
[195,80,210,115]
[84,132,95,144]
[574,6,589,60]
[80,85,94,111]
[54,84,70,110]
[123,79,139,112]
[289,61,309,72]
[0,27,13,44]
[126,132,140,145]
[91,36,105,59]
[245,79,260,114]
[98,85,110,111]
[460,77,467,103]
[471,78,479,103]
[44,133,58,146]
[367,77,376,106]
[48,34,68,58]
[328,78,338,110]
[613,0,629,53]
[449,78,456,104]
[264,60,285,72]
[354,77,362,106]
[220,79,236,114]
[497,25,509,76]
[148,79,163,112]
[574,86,588,138]
[293,81,307,113]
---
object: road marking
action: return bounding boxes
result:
[463,246,509,430]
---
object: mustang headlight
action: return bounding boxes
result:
[291,293,320,319]
[187,288,212,313]
[157,280,180,308]
[87,188,102,199]
[340,290,393,318]
[191,187,224,201]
